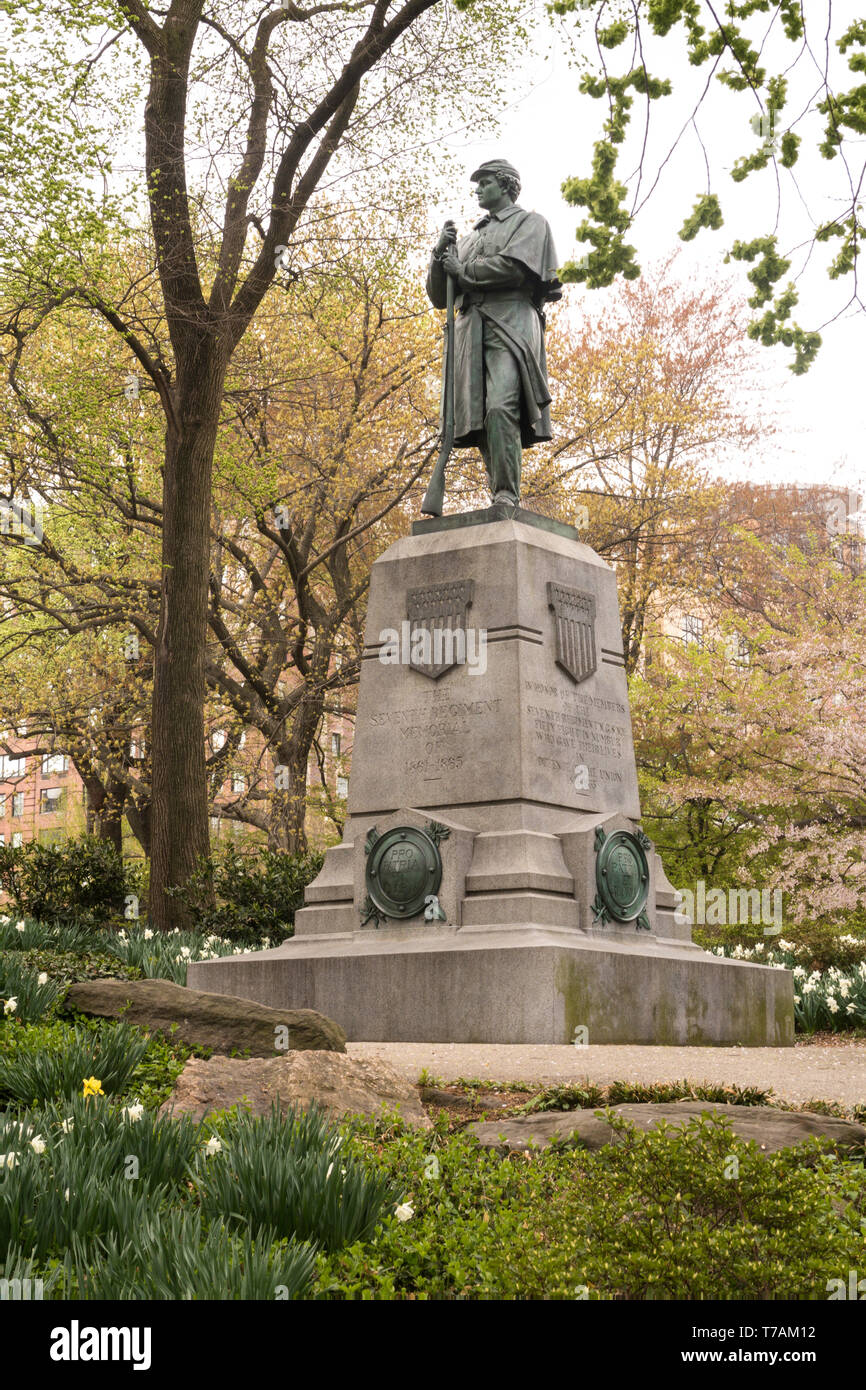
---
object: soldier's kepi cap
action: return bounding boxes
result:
[470,158,520,184]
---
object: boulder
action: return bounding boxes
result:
[158,1050,431,1128]
[468,1101,866,1155]
[63,977,346,1056]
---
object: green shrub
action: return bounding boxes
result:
[0,1019,150,1103]
[167,844,324,944]
[0,837,141,931]
[12,946,142,988]
[695,919,866,973]
[314,1112,866,1300]
[67,1212,317,1300]
[196,1104,401,1250]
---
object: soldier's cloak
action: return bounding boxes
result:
[427,204,561,448]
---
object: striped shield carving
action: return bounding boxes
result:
[547,582,597,684]
[407,579,475,679]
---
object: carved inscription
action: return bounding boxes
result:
[367,695,502,780]
[524,678,629,791]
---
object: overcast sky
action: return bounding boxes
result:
[427,8,866,509]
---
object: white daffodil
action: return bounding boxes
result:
[394,1202,414,1222]
[15,922,25,933]
[0,1152,18,1169]
[121,1103,144,1123]
[143,928,154,940]
[60,1117,74,1134]
[794,995,801,1005]
[179,946,191,959]
[37,972,49,986]
[29,1135,46,1154]
[3,996,18,1015]
[203,1136,222,1157]
[827,998,839,1014]
[64,1188,70,1201]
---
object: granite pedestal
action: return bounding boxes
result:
[189,508,793,1045]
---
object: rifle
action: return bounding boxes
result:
[420,264,455,517]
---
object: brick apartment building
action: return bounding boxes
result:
[0,706,352,855]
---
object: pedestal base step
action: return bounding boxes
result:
[187,930,793,1046]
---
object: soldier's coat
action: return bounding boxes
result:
[426,203,561,448]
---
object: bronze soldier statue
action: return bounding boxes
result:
[424,159,561,514]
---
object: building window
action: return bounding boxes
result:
[41,753,68,777]
[231,772,245,794]
[336,775,349,799]
[11,793,24,818]
[681,615,704,648]
[331,733,341,758]
[38,828,66,846]
[2,755,25,780]
[0,832,4,845]
[40,788,64,815]
[212,730,227,751]
[11,831,22,847]
[209,816,220,835]
[0,794,5,817]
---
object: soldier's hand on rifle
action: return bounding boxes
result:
[434,220,457,256]
[439,248,461,279]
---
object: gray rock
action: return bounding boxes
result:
[468,1101,866,1155]
[158,1050,431,1128]
[63,977,345,1056]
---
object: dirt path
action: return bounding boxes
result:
[348,1041,866,1108]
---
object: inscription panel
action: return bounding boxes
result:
[523,676,633,800]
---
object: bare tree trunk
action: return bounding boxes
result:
[150,360,225,928]
[79,768,124,854]
[269,693,326,854]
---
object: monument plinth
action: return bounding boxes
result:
[189,509,794,1045]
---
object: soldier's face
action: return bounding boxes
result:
[475,174,509,212]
